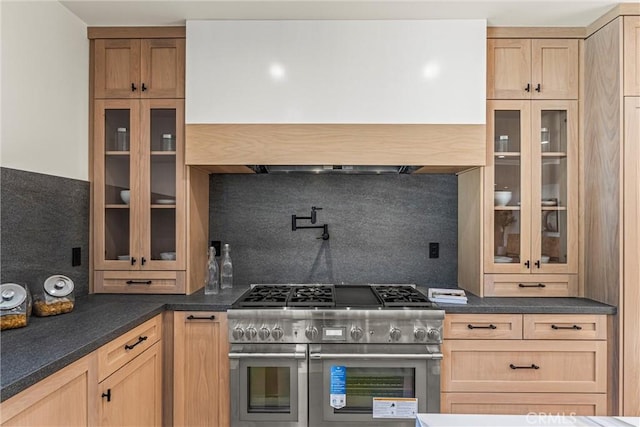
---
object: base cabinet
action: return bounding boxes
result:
[0,354,98,426]
[98,341,163,426]
[442,313,608,415]
[173,311,230,427]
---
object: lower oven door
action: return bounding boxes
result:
[229,343,308,427]
[308,343,441,427]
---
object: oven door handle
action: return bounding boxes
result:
[228,352,307,359]
[309,353,443,360]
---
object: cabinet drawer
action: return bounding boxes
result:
[98,315,162,381]
[523,314,607,340]
[445,314,522,339]
[484,274,578,297]
[441,392,606,415]
[442,340,606,393]
[94,270,186,294]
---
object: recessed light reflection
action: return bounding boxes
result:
[422,62,441,80]
[269,62,286,81]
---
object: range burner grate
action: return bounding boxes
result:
[372,285,433,307]
[288,285,335,307]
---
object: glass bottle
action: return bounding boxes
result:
[221,244,233,289]
[116,127,128,151]
[204,246,219,295]
[497,135,509,152]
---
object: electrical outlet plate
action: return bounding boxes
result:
[72,247,81,266]
[429,242,439,259]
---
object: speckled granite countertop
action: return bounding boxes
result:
[0,286,615,402]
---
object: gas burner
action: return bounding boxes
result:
[288,285,334,307]
[372,285,432,307]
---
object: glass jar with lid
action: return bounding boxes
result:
[0,283,32,330]
[32,275,75,317]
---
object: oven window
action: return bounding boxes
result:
[247,367,291,413]
[336,367,415,414]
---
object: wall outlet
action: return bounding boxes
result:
[429,242,439,259]
[72,247,81,266]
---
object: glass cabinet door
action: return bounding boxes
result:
[94,100,140,270]
[486,101,532,273]
[531,101,578,273]
[139,100,185,270]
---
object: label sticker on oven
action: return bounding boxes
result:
[329,365,346,409]
[372,398,418,418]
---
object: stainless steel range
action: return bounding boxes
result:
[227,284,444,427]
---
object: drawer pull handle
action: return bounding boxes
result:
[510,363,539,370]
[124,335,148,350]
[518,283,546,288]
[187,315,216,321]
[467,324,497,330]
[102,389,111,402]
[551,324,582,330]
[126,280,152,285]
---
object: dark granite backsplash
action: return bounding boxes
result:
[1,168,90,296]
[210,174,457,287]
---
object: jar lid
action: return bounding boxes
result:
[541,127,549,132]
[162,133,173,138]
[43,275,74,297]
[0,283,27,310]
[499,135,509,140]
[117,127,127,132]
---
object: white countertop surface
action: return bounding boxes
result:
[416,414,640,427]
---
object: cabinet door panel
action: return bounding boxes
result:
[531,39,578,100]
[99,341,162,427]
[441,392,606,415]
[141,39,185,98]
[173,312,229,427]
[0,354,97,426]
[442,340,606,393]
[95,39,141,99]
[94,100,142,270]
[487,39,531,99]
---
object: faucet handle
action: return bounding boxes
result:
[311,206,322,223]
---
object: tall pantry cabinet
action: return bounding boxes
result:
[89,28,199,294]
[583,11,640,416]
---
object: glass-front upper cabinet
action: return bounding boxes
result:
[486,100,577,274]
[94,99,185,271]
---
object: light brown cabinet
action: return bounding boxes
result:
[481,99,578,297]
[0,354,98,426]
[94,38,185,99]
[97,315,163,426]
[442,313,608,415]
[487,39,578,100]
[172,311,230,427]
[92,98,187,294]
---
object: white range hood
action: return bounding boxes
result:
[186,19,486,124]
[184,20,487,170]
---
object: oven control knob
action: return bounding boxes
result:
[350,327,364,341]
[414,328,427,341]
[390,328,402,341]
[305,326,319,341]
[427,328,441,342]
[232,327,245,340]
[258,327,271,340]
[271,327,284,341]
[245,327,257,340]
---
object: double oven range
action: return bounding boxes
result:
[227,284,444,427]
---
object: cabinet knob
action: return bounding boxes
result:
[142,83,147,92]
[130,257,137,266]
[525,83,531,92]
[141,257,147,266]
[131,83,137,92]
[102,389,112,402]
[535,260,541,268]
[535,83,541,92]
[524,260,530,269]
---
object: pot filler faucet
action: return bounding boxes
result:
[292,206,330,240]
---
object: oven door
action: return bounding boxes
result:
[229,343,308,427]
[308,343,441,427]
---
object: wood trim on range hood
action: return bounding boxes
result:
[185,123,486,173]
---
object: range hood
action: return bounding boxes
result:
[185,20,487,170]
[249,165,421,174]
